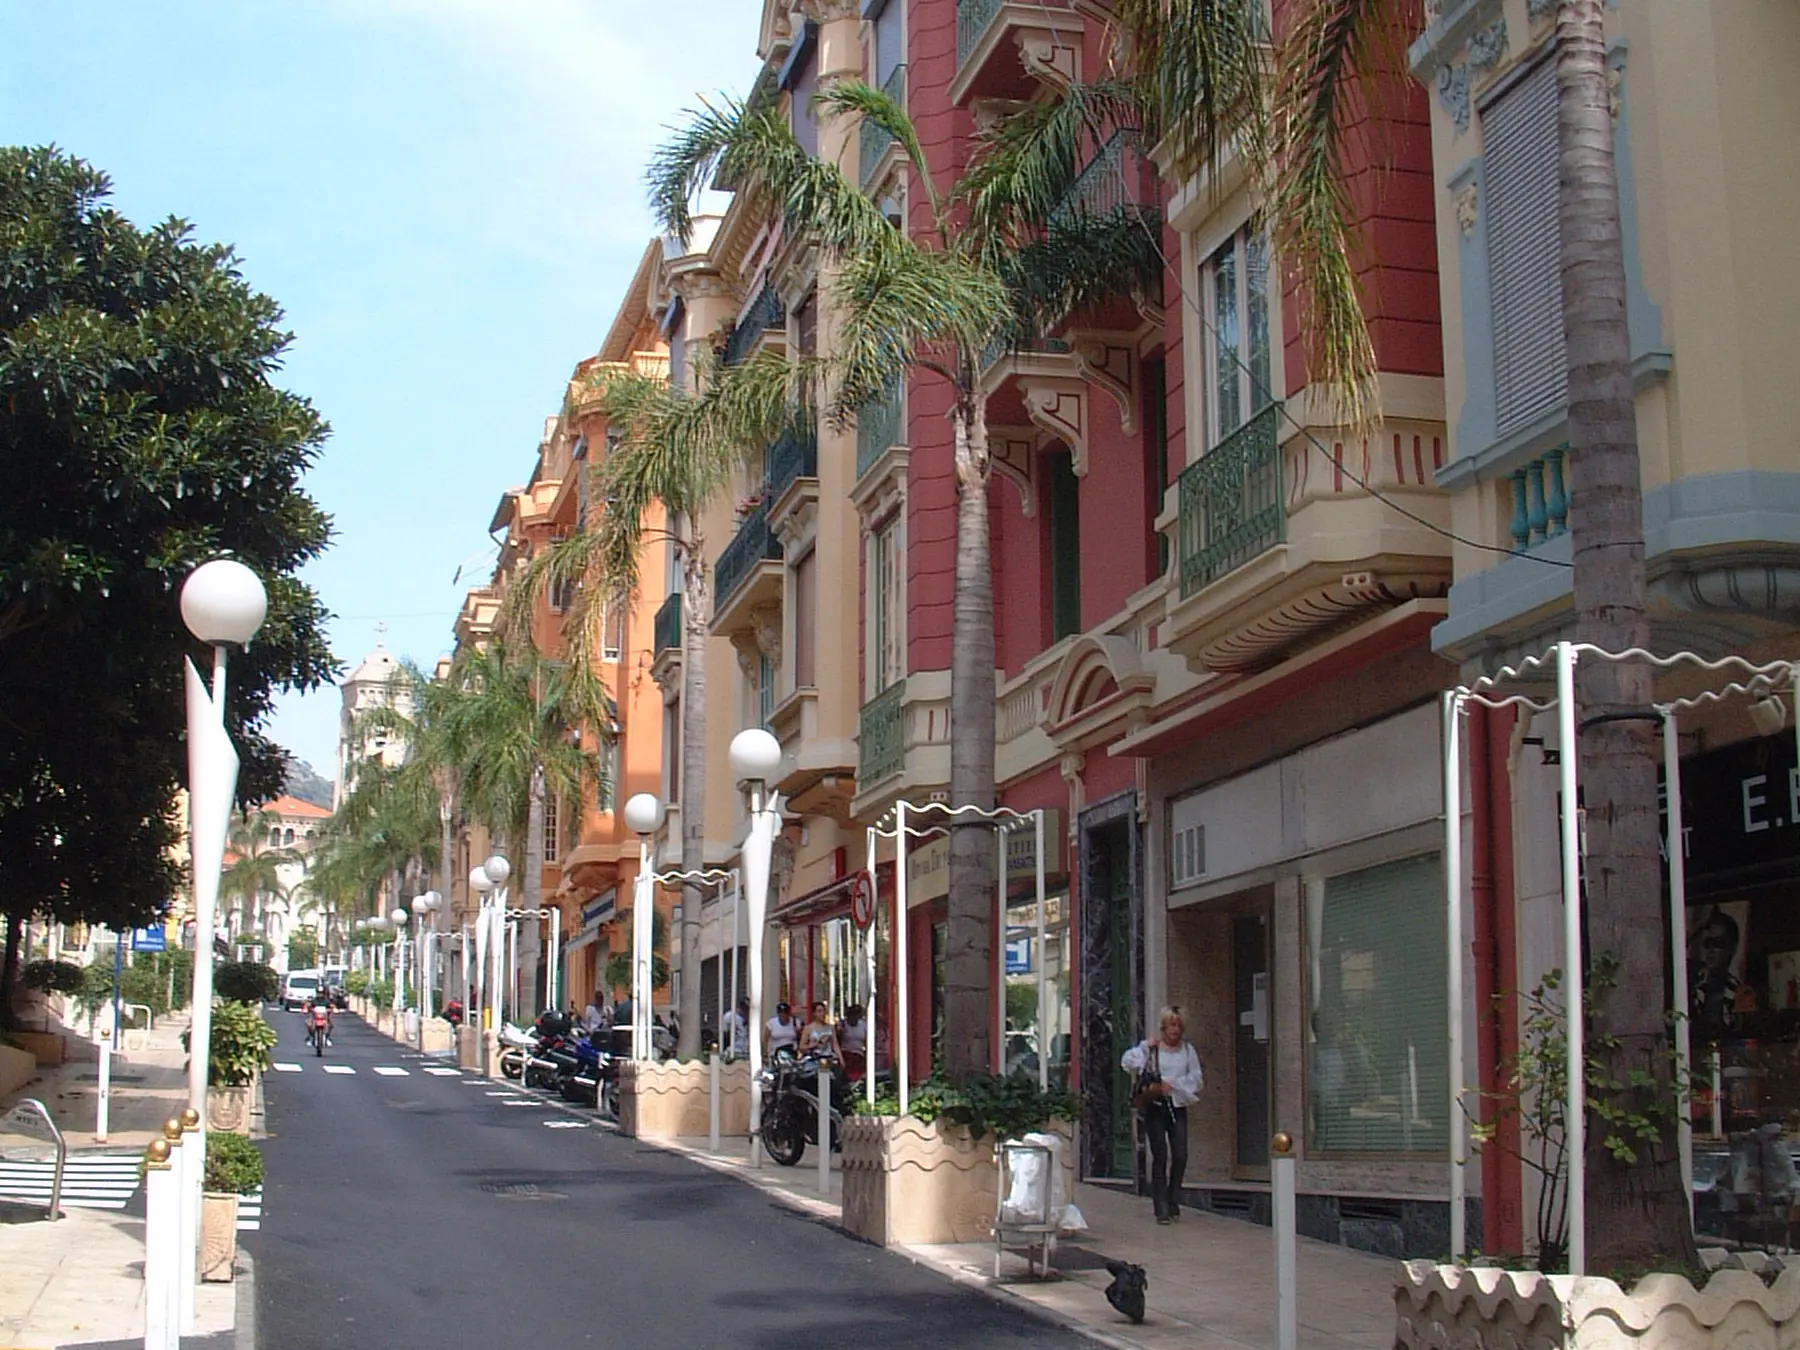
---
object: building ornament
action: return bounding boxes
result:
[1070,335,1140,435]
[1526,0,1555,22]
[1454,183,1479,238]
[670,272,736,305]
[1465,18,1507,71]
[1019,376,1089,474]
[799,0,860,20]
[752,604,782,664]
[987,426,1040,517]
[1435,63,1471,134]
[733,634,760,678]
[1017,32,1079,87]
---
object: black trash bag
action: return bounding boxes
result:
[1103,1259,1147,1324]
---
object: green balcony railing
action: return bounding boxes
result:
[856,381,905,481]
[713,498,782,613]
[1508,446,1571,550]
[1050,130,1151,229]
[859,678,906,784]
[653,592,682,656]
[764,423,818,502]
[1177,403,1285,597]
[859,65,907,190]
[722,284,784,367]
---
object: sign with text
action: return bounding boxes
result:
[1672,731,1800,882]
[130,926,167,952]
[904,809,1065,908]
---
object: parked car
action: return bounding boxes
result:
[280,970,321,1011]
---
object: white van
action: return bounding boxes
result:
[281,969,322,1011]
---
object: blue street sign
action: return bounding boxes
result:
[1004,937,1031,976]
[130,926,167,952]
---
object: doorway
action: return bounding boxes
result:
[1077,793,1142,1180]
[1233,914,1271,1172]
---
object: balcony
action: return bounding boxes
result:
[653,592,682,656]
[1163,403,1454,673]
[859,65,907,192]
[856,382,905,483]
[765,424,818,505]
[1507,447,1570,550]
[857,679,906,785]
[951,0,1078,107]
[1050,131,1158,229]
[711,498,783,633]
[722,284,785,367]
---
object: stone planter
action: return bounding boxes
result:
[12,1029,66,1066]
[618,1058,750,1140]
[1395,1260,1800,1348]
[0,1043,36,1097]
[841,1116,1075,1248]
[207,1084,255,1136]
[200,1192,239,1282]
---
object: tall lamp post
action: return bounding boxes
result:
[390,908,410,1035]
[473,855,510,1073]
[622,794,665,1062]
[729,728,783,1169]
[411,891,441,1043]
[178,557,267,1334]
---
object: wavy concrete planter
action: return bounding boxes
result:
[841,1116,1074,1248]
[619,1059,749,1140]
[201,1192,238,1282]
[1395,1260,1800,1348]
[207,1084,254,1136]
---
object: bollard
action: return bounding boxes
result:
[95,1025,112,1144]
[817,1061,831,1196]
[709,1054,721,1154]
[176,1108,200,1335]
[1272,1132,1297,1350]
[143,1126,181,1350]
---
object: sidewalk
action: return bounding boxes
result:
[0,1008,244,1349]
[649,1131,1396,1350]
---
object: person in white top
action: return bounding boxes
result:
[765,1001,800,1057]
[721,998,749,1059]
[836,1003,868,1077]
[1121,1005,1204,1224]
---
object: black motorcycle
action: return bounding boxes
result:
[524,1012,580,1092]
[757,1051,852,1167]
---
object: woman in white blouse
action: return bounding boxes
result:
[1121,1006,1204,1224]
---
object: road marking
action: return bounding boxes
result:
[543,1120,589,1129]
[0,1155,142,1210]
[272,1062,303,1073]
[238,1187,263,1231]
[424,1067,461,1077]
[500,1100,541,1108]
[371,1066,409,1077]
[321,1064,356,1075]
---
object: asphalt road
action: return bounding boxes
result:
[250,1012,1093,1350]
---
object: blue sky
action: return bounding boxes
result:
[1,1,760,779]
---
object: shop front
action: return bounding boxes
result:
[561,887,616,1013]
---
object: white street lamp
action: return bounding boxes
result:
[178,557,266,1336]
[624,793,666,1062]
[479,856,510,1075]
[412,891,440,1044]
[390,909,409,1022]
[729,728,783,1169]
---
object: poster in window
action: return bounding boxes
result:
[1688,902,1751,1042]
[1769,950,1800,1012]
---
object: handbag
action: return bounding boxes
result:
[1130,1044,1163,1112]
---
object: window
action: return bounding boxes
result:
[1045,448,1081,642]
[793,549,817,689]
[867,516,904,694]
[872,0,903,85]
[601,600,624,662]
[663,701,681,805]
[543,793,560,864]
[1169,823,1205,888]
[548,531,574,612]
[785,30,819,158]
[1306,853,1447,1154]
[1143,354,1170,578]
[1200,229,1273,446]
[1482,56,1565,436]
[757,652,776,729]
[795,292,817,357]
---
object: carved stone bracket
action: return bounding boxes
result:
[988,425,1040,517]
[1466,18,1507,71]
[1454,183,1479,238]
[1071,334,1139,435]
[1019,376,1088,474]
[1017,30,1079,87]
[1435,63,1470,134]
[752,604,782,665]
[733,633,760,678]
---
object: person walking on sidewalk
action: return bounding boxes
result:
[1121,1007,1203,1225]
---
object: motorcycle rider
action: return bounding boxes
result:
[306,990,334,1048]
[765,1001,800,1058]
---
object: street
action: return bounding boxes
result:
[251,1012,1093,1349]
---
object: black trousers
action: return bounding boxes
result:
[1141,1104,1189,1217]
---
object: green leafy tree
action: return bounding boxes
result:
[0,147,334,1015]
[219,810,298,942]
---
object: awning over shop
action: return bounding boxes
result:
[769,871,862,927]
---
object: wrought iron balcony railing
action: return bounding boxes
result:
[653,592,682,656]
[1177,403,1285,597]
[956,0,1003,67]
[856,381,905,481]
[713,498,782,611]
[1050,130,1152,229]
[764,424,818,503]
[722,284,785,367]
[858,65,907,190]
[858,678,906,784]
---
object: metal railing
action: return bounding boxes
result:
[1050,130,1146,228]
[713,499,782,612]
[859,65,907,190]
[653,592,682,656]
[856,381,905,481]
[1508,447,1570,550]
[722,284,785,367]
[765,423,818,502]
[859,679,906,784]
[957,0,1003,67]
[1177,403,1285,597]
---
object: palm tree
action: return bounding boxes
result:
[359,659,473,915]
[602,905,669,1004]
[1109,0,1687,1266]
[219,809,298,944]
[441,639,610,1017]
[647,79,1156,1080]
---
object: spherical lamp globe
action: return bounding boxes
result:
[623,793,665,837]
[180,559,268,646]
[390,909,408,929]
[482,855,511,886]
[728,728,783,786]
[469,866,493,895]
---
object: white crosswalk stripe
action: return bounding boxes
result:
[272,1062,304,1073]
[423,1067,461,1077]
[485,1091,517,1098]
[320,1064,356,1075]
[371,1066,409,1077]
[237,1187,264,1231]
[0,1154,141,1210]
[543,1120,589,1130]
[500,1100,541,1108]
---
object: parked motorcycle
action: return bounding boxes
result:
[497,1023,537,1081]
[757,1051,852,1167]
[560,1029,614,1112]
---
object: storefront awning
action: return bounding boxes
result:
[769,872,862,927]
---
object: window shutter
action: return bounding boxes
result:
[1483,57,1566,437]
[1308,853,1447,1154]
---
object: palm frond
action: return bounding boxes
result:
[1114,0,1271,186]
[814,80,942,228]
[648,95,745,245]
[999,209,1163,341]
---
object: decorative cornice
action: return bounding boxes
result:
[1466,17,1507,71]
[1435,63,1471,134]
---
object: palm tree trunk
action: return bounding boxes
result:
[520,766,546,1015]
[944,395,996,1082]
[677,544,709,1059]
[437,790,454,907]
[1556,0,1693,1268]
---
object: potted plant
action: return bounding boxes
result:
[842,1073,1076,1248]
[200,1131,263,1282]
[185,1000,276,1134]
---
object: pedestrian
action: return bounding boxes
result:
[580,996,606,1034]
[765,1000,799,1058]
[801,1001,841,1061]
[837,1003,867,1078]
[1121,1006,1203,1225]
[722,997,750,1059]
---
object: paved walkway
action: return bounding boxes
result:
[650,1131,1396,1350]
[0,1007,244,1349]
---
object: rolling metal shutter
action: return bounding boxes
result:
[1483,57,1566,437]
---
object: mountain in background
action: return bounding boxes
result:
[283,758,334,810]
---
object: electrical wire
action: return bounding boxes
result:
[1135,218,1573,570]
